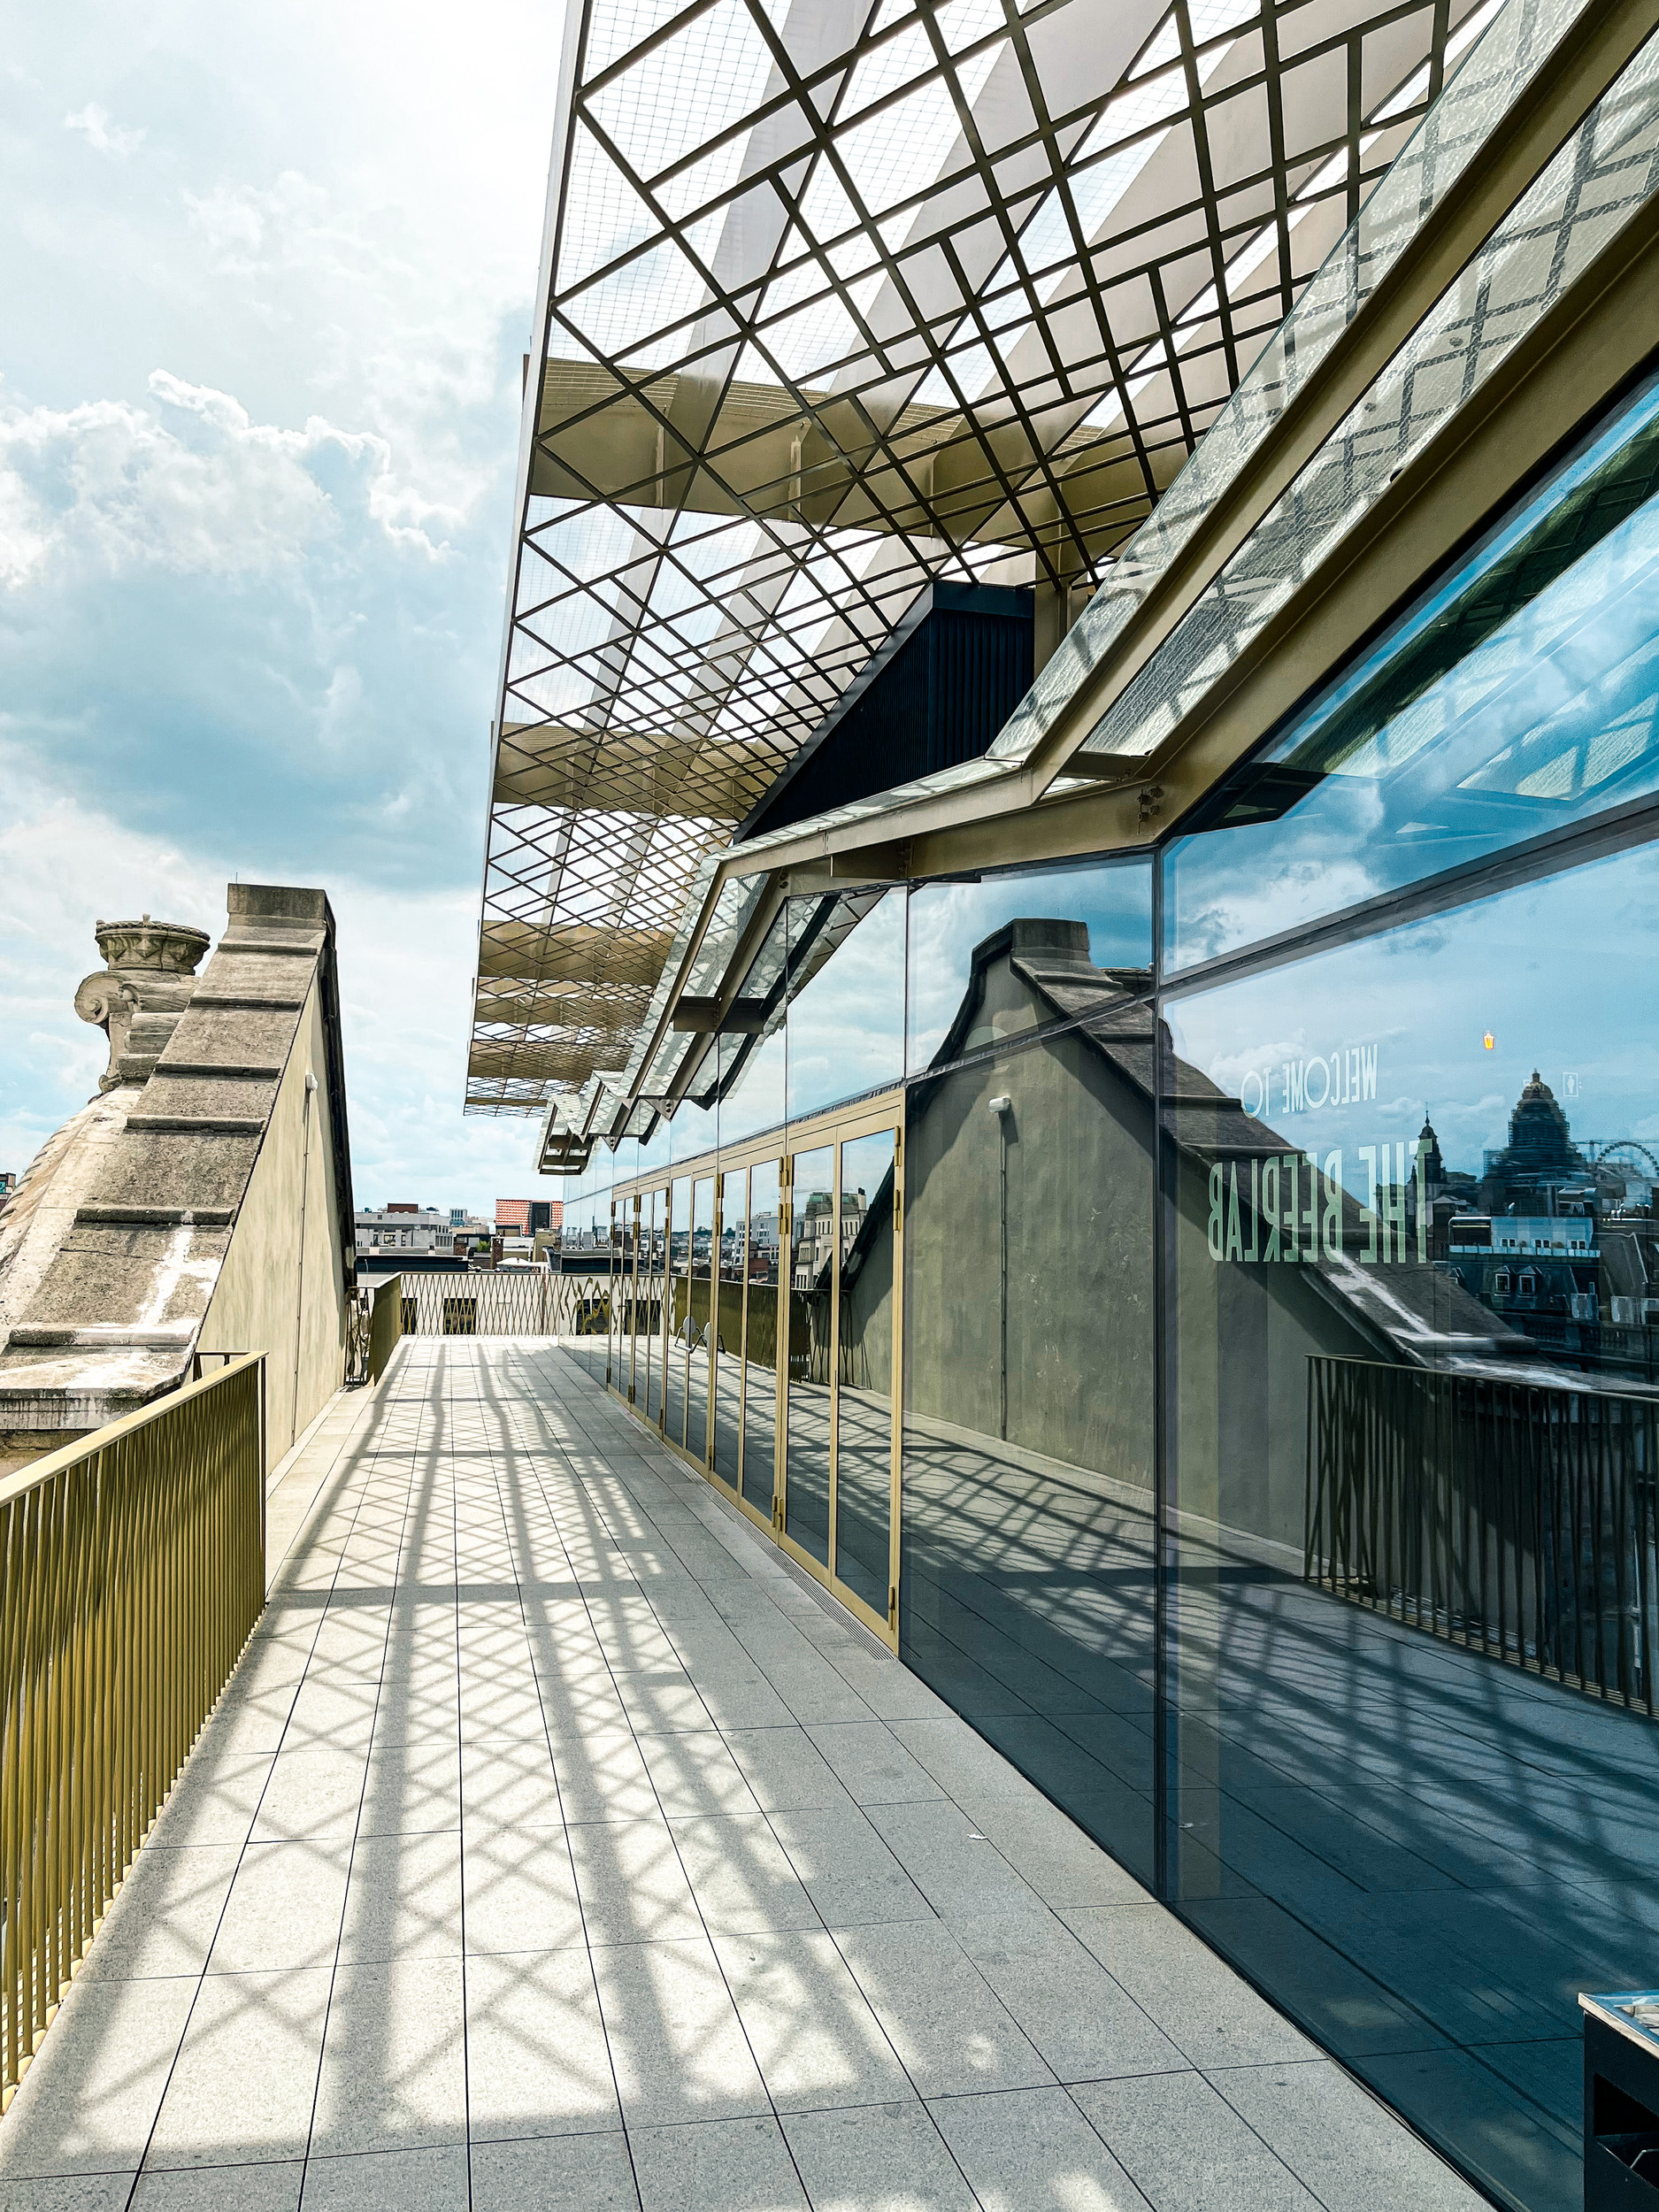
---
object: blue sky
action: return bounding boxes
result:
[1,0,565,1214]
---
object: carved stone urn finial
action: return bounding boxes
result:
[73,913,211,1092]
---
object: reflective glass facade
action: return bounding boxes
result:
[559,372,1659,2212]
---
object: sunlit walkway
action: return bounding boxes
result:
[0,1343,1480,2209]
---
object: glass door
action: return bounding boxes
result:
[626,1193,642,1403]
[666,1178,690,1448]
[833,1128,897,1621]
[642,1188,664,1428]
[711,1167,746,1491]
[606,1102,902,1649]
[742,1160,781,1523]
[686,1177,714,1467]
[783,1145,834,1565]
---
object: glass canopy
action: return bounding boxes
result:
[470,0,1495,1119]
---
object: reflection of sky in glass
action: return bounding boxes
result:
[719,1025,787,1149]
[786,891,905,1121]
[907,859,1153,1071]
[1166,376,1659,973]
[1165,841,1659,1193]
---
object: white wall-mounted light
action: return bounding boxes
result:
[988,1094,1012,1118]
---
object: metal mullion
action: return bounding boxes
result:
[1171,3,1241,391]
[886,1114,904,1650]
[826,1136,841,1581]
[1258,0,1298,325]
[776,1151,791,1537]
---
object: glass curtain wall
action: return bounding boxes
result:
[572,363,1659,2207]
[898,864,1159,1884]
[1156,371,1659,2212]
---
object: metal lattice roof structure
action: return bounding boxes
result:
[470,0,1500,1120]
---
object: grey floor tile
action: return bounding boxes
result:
[953,1796,1151,1910]
[0,2184,134,2212]
[547,1729,659,1826]
[865,1801,1048,1921]
[461,1737,565,1832]
[209,1839,351,1975]
[132,2165,302,2209]
[632,1730,763,1821]
[765,1804,932,1930]
[340,1827,464,1962]
[82,1846,242,1982]
[148,1754,274,1849]
[589,1935,769,2127]
[465,1945,620,2142]
[310,1955,466,2156]
[464,1824,585,1955]
[721,1728,851,1814]
[782,2100,977,2211]
[1072,2070,1321,2211]
[0,1970,198,2180]
[1212,2059,1485,2210]
[832,1922,1055,2101]
[567,1818,703,1945]
[886,1719,1044,1807]
[762,1661,877,1729]
[630,2115,806,2210]
[712,1929,917,2115]
[803,1723,948,1807]
[609,1667,716,1737]
[950,1912,1187,2084]
[147,1969,333,2170]
[363,1734,462,1840]
[299,2145,468,2209]
[250,1747,367,1843]
[283,1676,380,1757]
[685,1671,799,1732]
[1063,1904,1316,2071]
[928,2084,1153,2211]
[472,2130,641,2209]
[671,1815,821,1935]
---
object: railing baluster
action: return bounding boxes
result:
[0,1356,265,2107]
[1307,1354,1657,1722]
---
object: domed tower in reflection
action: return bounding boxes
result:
[1479,1070,1590,1212]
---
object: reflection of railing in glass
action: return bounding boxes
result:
[1306,1355,1658,1712]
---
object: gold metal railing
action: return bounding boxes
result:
[0,1352,265,2103]
[395,1268,602,1337]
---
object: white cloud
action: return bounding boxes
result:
[4,0,564,1197]
[62,101,145,156]
[0,379,380,586]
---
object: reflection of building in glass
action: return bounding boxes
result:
[502,14,1659,2208]
[1421,1070,1659,1370]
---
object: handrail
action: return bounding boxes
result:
[0,1353,266,2101]
[0,1347,265,1508]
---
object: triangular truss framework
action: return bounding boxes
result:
[471,0,1492,1117]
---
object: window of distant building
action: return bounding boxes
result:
[1494,1269,1511,1298]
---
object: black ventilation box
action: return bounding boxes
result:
[738,579,1033,841]
[1582,1992,1659,2206]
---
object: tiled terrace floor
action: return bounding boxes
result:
[0,1343,1485,2210]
